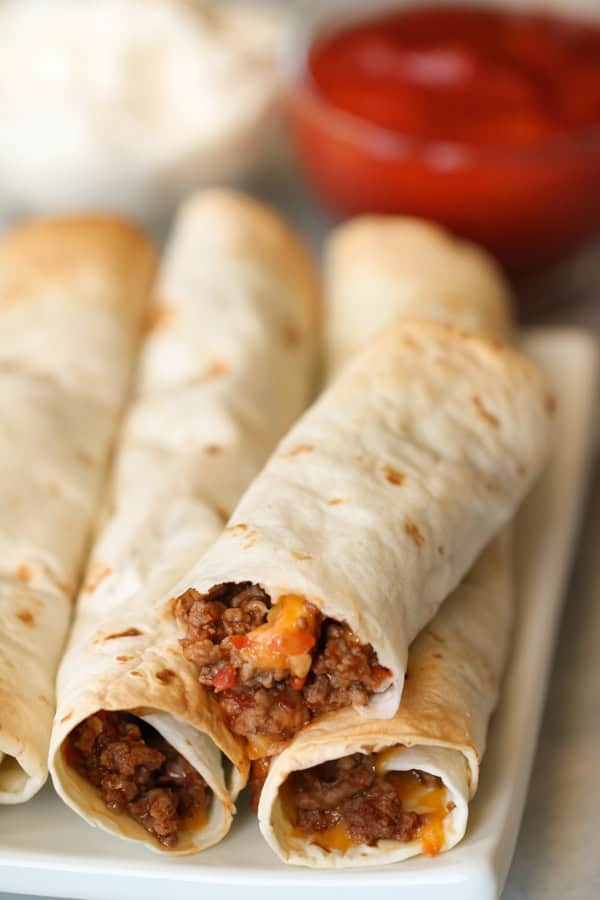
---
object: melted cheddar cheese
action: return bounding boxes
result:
[246,733,290,761]
[311,822,355,853]
[231,594,319,672]
[421,814,446,857]
[387,771,449,856]
[286,765,450,857]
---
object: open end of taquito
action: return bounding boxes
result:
[262,742,471,867]
[50,690,248,855]
[0,748,45,805]
[49,562,249,855]
[258,533,513,867]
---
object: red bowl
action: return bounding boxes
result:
[286,8,600,274]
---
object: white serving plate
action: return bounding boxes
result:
[0,327,597,900]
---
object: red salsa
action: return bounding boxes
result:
[289,5,600,270]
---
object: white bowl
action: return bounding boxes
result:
[0,0,288,224]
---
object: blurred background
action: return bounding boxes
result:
[2,0,600,322]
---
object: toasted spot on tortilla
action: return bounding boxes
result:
[47,481,61,496]
[17,609,34,625]
[286,443,314,458]
[14,563,32,583]
[437,545,445,555]
[403,335,418,349]
[284,323,302,347]
[433,652,443,660]
[328,498,345,505]
[155,668,176,684]
[545,392,558,415]
[83,561,112,593]
[517,463,528,477]
[292,550,312,561]
[472,394,499,427]
[116,655,133,662]
[429,631,445,645]
[56,578,76,599]
[77,449,94,466]
[383,465,405,486]
[206,358,229,379]
[60,711,73,724]
[129,671,143,678]
[216,506,230,522]
[405,520,425,548]
[456,327,473,341]
[354,452,365,463]
[226,523,248,534]
[144,301,174,334]
[38,694,50,705]
[204,444,223,456]
[105,627,142,641]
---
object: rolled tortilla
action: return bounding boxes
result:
[259,532,513,865]
[49,190,318,854]
[325,216,513,376]
[258,216,519,865]
[171,313,553,759]
[0,215,156,803]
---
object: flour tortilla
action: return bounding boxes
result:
[0,215,156,803]
[49,189,318,853]
[326,216,513,376]
[257,216,524,865]
[171,316,553,726]
[259,532,513,865]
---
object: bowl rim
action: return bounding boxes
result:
[284,1,600,166]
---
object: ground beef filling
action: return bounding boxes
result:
[65,711,211,848]
[177,583,391,750]
[285,754,444,846]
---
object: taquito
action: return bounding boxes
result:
[0,216,156,803]
[49,190,318,854]
[325,216,513,375]
[172,306,553,760]
[258,217,525,864]
[259,533,513,865]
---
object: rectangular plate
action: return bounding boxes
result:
[0,328,597,900]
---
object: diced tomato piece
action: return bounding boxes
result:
[213,665,237,693]
[228,635,249,651]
